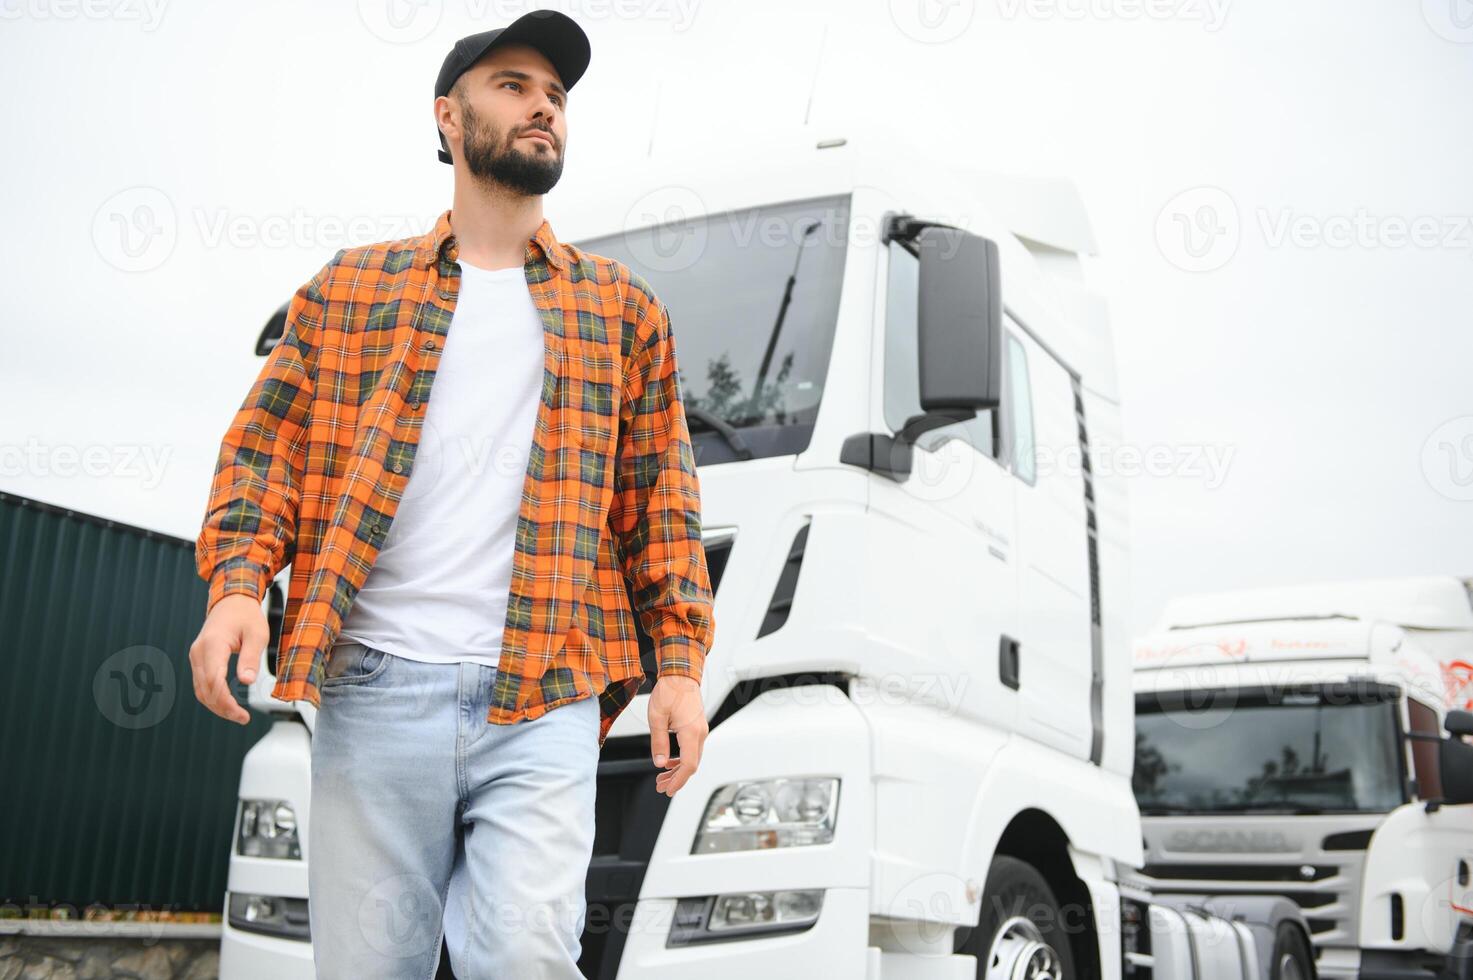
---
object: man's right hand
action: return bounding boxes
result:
[189,593,269,725]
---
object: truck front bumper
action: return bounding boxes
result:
[218,907,314,979]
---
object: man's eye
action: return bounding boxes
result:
[502,80,560,106]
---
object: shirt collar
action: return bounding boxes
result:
[417,208,570,274]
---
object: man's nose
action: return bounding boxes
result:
[529,92,560,125]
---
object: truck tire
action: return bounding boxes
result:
[956,855,1078,979]
[1270,923,1314,980]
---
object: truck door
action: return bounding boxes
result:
[866,235,1019,732]
[1004,324,1095,759]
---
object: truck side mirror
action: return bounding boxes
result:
[1440,732,1473,806]
[1446,710,1473,737]
[840,221,1004,482]
[256,302,289,356]
[915,225,1003,423]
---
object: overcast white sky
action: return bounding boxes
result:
[2,0,1470,633]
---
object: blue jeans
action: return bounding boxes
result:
[307,641,600,979]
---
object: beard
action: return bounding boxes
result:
[457,96,564,196]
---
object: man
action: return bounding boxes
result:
[189,11,715,977]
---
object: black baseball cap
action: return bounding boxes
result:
[434,10,591,165]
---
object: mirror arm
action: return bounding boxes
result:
[898,408,975,446]
[883,213,954,248]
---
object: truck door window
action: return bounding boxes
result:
[1408,698,1443,801]
[882,238,995,457]
[1004,333,1037,486]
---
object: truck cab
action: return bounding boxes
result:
[221,136,1297,979]
[1133,578,1473,979]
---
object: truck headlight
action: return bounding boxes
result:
[237,799,301,859]
[228,892,310,941]
[668,890,824,946]
[692,777,839,853]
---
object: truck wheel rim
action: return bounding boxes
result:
[986,915,1063,980]
[1278,953,1306,980]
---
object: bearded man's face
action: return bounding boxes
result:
[457,91,564,195]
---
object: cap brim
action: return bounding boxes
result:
[466,10,590,93]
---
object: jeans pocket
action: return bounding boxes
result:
[321,642,391,688]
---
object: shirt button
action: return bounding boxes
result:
[422,339,438,351]
[391,462,404,474]
[438,290,452,301]
[408,398,421,410]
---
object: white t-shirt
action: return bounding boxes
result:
[336,258,546,669]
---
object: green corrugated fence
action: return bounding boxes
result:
[0,490,271,917]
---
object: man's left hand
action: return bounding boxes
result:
[647,675,707,798]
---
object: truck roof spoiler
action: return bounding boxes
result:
[1155,575,1473,632]
[969,171,1100,258]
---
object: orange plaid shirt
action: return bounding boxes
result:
[195,209,715,746]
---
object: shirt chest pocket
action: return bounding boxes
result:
[556,333,620,465]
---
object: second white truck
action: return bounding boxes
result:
[1134,577,1473,980]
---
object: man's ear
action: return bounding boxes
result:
[435,96,457,155]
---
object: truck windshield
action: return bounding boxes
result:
[572,194,848,465]
[1134,693,1405,815]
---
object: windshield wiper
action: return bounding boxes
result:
[686,406,754,460]
[745,219,822,419]
[1206,802,1333,815]
[1139,801,1339,816]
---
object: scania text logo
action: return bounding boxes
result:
[1163,830,1298,853]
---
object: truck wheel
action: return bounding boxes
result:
[956,856,1078,979]
[1271,924,1314,980]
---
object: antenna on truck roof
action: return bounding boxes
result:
[646,78,660,159]
[803,23,827,126]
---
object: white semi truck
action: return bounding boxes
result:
[1133,577,1473,980]
[215,137,1307,979]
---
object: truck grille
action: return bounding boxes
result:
[1139,816,1381,952]
[578,738,672,979]
[1142,862,1354,943]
